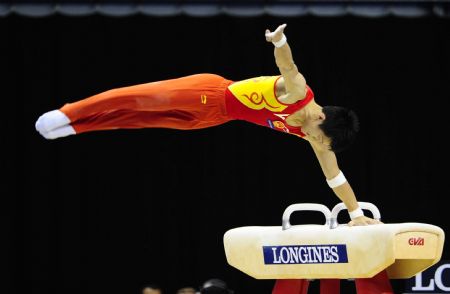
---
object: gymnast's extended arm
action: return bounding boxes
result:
[310,141,381,226]
[265,24,307,104]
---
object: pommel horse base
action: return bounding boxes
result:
[223,202,445,294]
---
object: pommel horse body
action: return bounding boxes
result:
[223,203,445,294]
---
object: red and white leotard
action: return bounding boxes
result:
[225,75,314,137]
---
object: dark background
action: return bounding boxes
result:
[3,14,449,294]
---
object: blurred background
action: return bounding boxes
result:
[2,1,450,293]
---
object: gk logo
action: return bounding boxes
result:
[409,237,425,246]
[201,95,207,104]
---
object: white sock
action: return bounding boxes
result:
[35,110,71,133]
[40,125,76,140]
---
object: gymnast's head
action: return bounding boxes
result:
[301,106,359,153]
[142,284,162,294]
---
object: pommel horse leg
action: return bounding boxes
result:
[272,279,310,294]
[272,279,340,294]
[355,270,394,294]
[273,270,393,294]
[320,279,340,294]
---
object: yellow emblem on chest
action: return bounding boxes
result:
[228,76,287,112]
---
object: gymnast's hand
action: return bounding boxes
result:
[265,23,287,43]
[348,216,383,226]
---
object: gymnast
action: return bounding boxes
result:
[35,24,380,226]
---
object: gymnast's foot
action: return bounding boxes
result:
[35,110,70,132]
[35,110,75,139]
[38,125,76,139]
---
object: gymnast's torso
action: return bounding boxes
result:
[225,75,315,138]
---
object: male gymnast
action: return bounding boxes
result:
[35,24,380,226]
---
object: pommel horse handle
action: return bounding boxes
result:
[282,203,331,231]
[330,202,381,229]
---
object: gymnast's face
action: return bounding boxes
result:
[142,288,162,294]
[176,288,197,294]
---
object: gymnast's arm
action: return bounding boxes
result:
[265,24,306,104]
[309,141,381,226]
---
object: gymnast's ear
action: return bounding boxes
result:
[317,112,326,121]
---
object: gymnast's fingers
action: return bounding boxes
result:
[369,219,383,225]
[265,29,272,41]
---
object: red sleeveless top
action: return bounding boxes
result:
[224,75,314,137]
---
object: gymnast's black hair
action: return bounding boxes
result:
[200,278,234,294]
[319,106,360,153]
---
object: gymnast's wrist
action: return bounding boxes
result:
[349,207,364,220]
[272,34,287,48]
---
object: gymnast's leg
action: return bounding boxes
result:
[35,74,232,139]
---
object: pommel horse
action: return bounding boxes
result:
[223,202,445,294]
